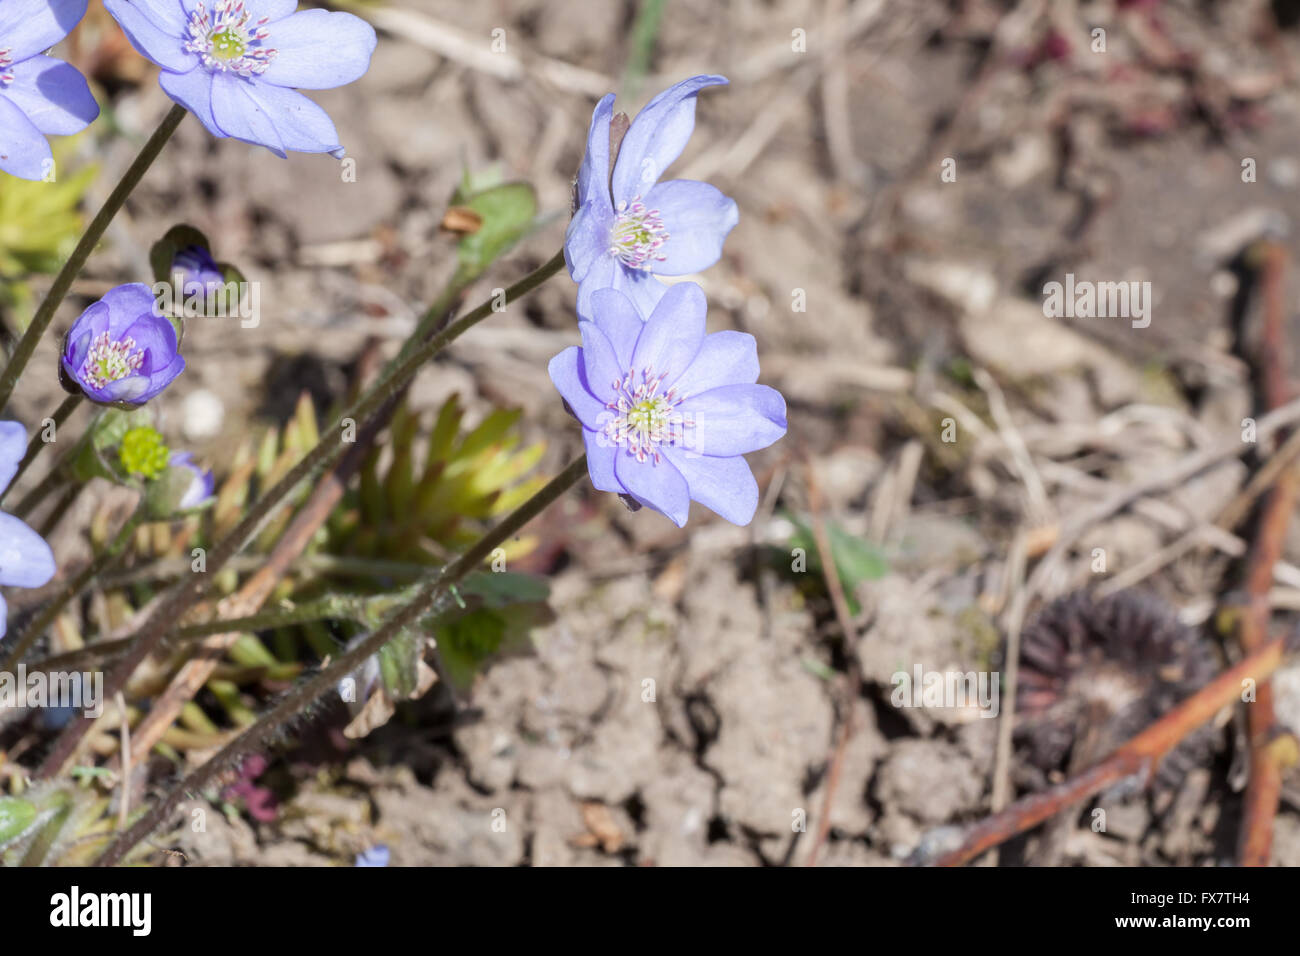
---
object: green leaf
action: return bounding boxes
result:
[0,797,37,847]
[435,608,508,691]
[218,261,246,286]
[431,569,555,691]
[457,570,550,607]
[454,182,538,277]
[622,0,667,99]
[384,404,418,518]
[0,139,96,286]
[785,513,889,615]
[425,394,464,473]
[378,626,424,700]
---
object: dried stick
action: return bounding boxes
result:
[805,458,863,867]
[930,634,1290,866]
[1236,241,1294,866]
[107,480,341,770]
[1025,394,1300,599]
[94,454,588,866]
[108,341,405,768]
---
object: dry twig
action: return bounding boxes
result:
[930,634,1291,866]
[805,458,863,867]
[1234,241,1296,866]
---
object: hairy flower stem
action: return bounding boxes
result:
[36,482,82,539]
[112,553,432,591]
[95,453,587,866]
[395,263,478,365]
[37,250,567,779]
[28,593,390,675]
[10,465,66,520]
[11,407,103,521]
[1,503,147,675]
[0,395,82,508]
[0,105,188,412]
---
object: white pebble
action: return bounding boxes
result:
[182,388,225,440]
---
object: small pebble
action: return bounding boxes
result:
[182,388,224,440]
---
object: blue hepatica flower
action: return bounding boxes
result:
[567,75,739,319]
[0,421,56,637]
[104,0,377,157]
[354,845,389,867]
[0,0,100,180]
[549,283,786,527]
[168,451,214,509]
[62,283,185,405]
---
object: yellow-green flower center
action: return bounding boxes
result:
[210,28,246,61]
[609,197,669,270]
[183,0,278,77]
[603,368,689,464]
[80,331,145,390]
[626,398,669,434]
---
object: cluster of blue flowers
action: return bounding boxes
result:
[0,0,377,178]
[0,0,377,632]
[0,9,785,639]
[552,76,787,527]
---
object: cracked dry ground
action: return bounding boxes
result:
[171,524,1300,866]
[176,543,895,866]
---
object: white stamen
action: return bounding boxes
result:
[608,196,670,270]
[602,365,691,464]
[184,0,278,77]
[80,331,145,390]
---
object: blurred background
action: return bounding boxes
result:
[6,0,1300,866]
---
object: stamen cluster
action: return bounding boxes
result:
[79,331,145,390]
[603,366,689,464]
[609,198,669,270]
[184,0,277,77]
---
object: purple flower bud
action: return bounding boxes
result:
[354,845,389,867]
[0,421,56,637]
[61,283,185,406]
[566,76,739,320]
[105,0,378,157]
[171,244,226,296]
[0,0,100,180]
[549,283,786,527]
[169,451,215,510]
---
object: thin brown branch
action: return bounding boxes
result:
[805,457,862,867]
[110,328,438,768]
[1236,240,1294,866]
[930,634,1290,866]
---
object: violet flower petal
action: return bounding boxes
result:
[662,448,759,526]
[610,74,728,207]
[643,179,739,276]
[2,55,99,134]
[677,383,787,458]
[615,449,690,528]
